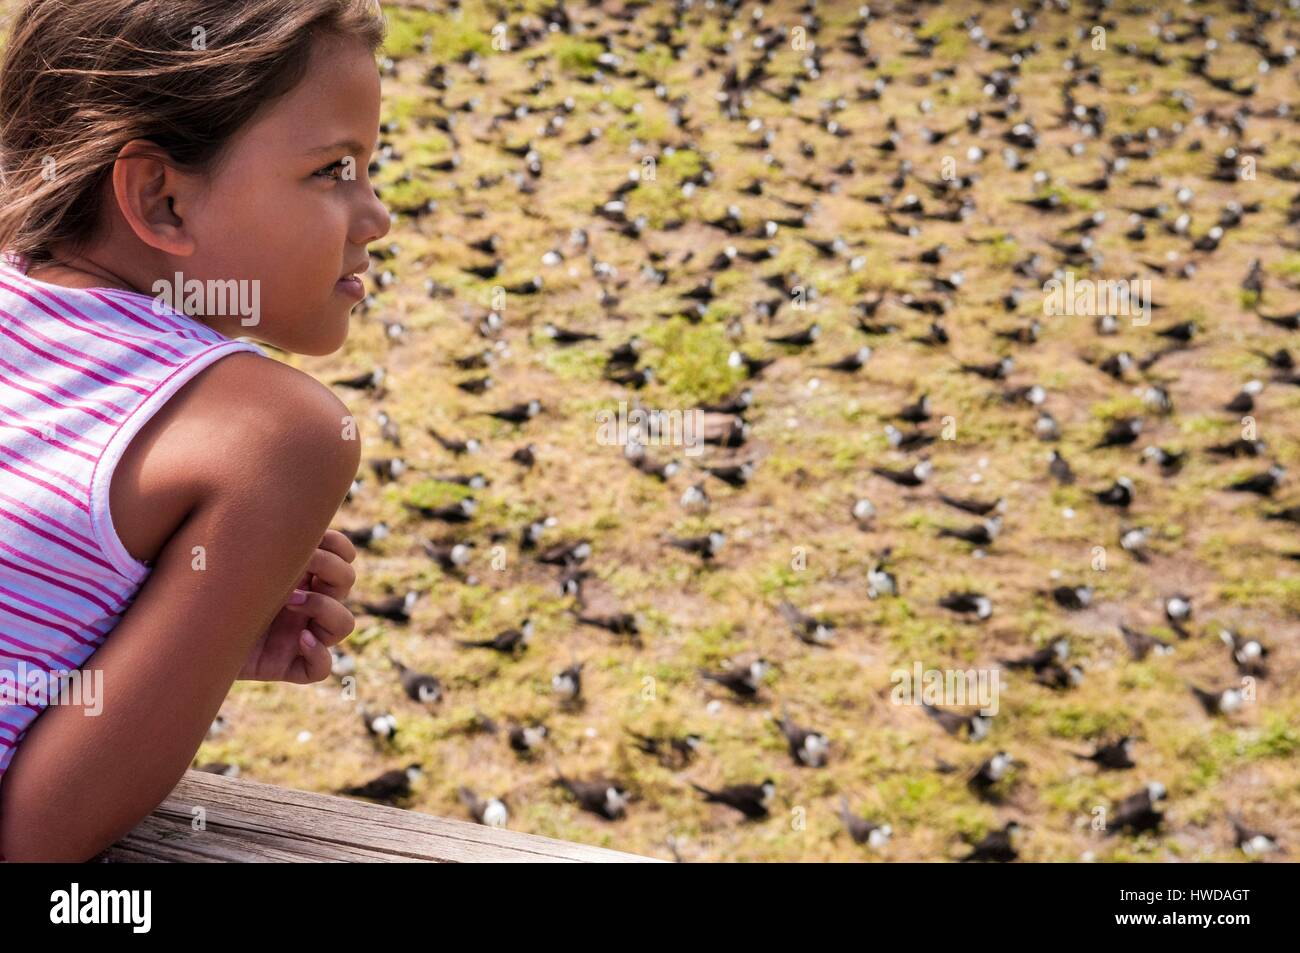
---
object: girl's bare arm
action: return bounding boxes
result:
[0,357,361,862]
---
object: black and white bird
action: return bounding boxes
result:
[1141,446,1185,476]
[1003,383,1046,407]
[1035,411,1061,441]
[851,496,876,529]
[766,323,821,347]
[1107,782,1166,835]
[699,389,754,415]
[359,706,398,743]
[938,515,1002,547]
[1036,661,1084,690]
[702,410,754,447]
[872,459,933,487]
[1231,817,1283,858]
[356,590,419,623]
[1097,351,1135,381]
[959,356,1014,380]
[329,648,355,679]
[387,655,442,706]
[896,393,932,423]
[1050,585,1093,611]
[1095,417,1143,449]
[555,774,629,820]
[433,472,489,490]
[428,427,481,455]
[922,701,991,741]
[819,347,872,372]
[406,498,478,522]
[626,444,679,482]
[375,409,402,447]
[728,351,776,378]
[625,729,701,768]
[884,425,936,452]
[690,779,776,819]
[458,787,509,827]
[1207,437,1267,458]
[704,461,755,488]
[778,601,836,646]
[939,591,993,620]
[423,539,475,574]
[1120,623,1175,660]
[1191,684,1245,717]
[1226,463,1284,496]
[608,366,655,389]
[1220,629,1268,678]
[537,539,592,566]
[701,658,770,700]
[968,751,1015,800]
[507,723,548,756]
[777,709,830,767]
[552,662,584,703]
[487,399,543,424]
[341,522,389,549]
[368,457,406,483]
[338,763,422,804]
[960,821,1022,862]
[1120,526,1153,562]
[607,336,643,366]
[1049,450,1076,484]
[543,323,599,345]
[457,619,533,654]
[332,367,385,392]
[680,483,711,512]
[668,531,726,560]
[1094,477,1135,508]
[938,493,1005,517]
[1224,380,1264,414]
[838,798,892,850]
[519,515,558,551]
[1001,637,1069,675]
[1142,385,1174,416]
[1164,594,1194,638]
[1072,736,1137,771]
[867,559,898,599]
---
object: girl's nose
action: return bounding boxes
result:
[355,186,391,245]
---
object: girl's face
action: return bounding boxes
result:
[184,34,390,355]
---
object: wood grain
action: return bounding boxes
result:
[94,770,659,863]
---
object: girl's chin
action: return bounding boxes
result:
[273,317,350,356]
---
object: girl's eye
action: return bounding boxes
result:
[314,160,346,181]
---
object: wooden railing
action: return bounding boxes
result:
[94,770,659,863]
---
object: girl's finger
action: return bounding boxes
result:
[291,629,333,684]
[300,548,356,599]
[319,528,358,564]
[296,593,356,647]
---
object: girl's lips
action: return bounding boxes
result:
[335,275,365,300]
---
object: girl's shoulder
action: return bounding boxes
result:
[109,351,359,566]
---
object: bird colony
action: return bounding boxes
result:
[197,0,1299,862]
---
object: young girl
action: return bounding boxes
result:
[0,0,390,861]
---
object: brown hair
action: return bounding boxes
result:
[0,0,386,264]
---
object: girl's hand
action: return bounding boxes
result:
[237,530,358,683]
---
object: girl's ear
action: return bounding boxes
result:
[110,139,197,256]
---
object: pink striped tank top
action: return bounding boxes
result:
[0,258,266,787]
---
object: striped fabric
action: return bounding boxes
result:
[0,257,266,792]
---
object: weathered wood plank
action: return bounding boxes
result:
[95,770,659,863]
